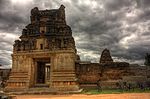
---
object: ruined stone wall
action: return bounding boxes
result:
[129,64,148,76]
[76,62,130,84]
[76,62,150,89]
[76,63,101,84]
[0,69,11,81]
[121,65,150,83]
[101,62,130,80]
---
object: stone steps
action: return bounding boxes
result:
[5,87,56,95]
[5,87,82,95]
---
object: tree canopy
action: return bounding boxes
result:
[144,53,150,66]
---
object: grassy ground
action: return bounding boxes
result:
[81,88,150,94]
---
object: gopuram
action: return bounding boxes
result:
[5,5,79,93]
[5,5,150,93]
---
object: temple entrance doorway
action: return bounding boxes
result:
[37,62,46,84]
[34,58,51,86]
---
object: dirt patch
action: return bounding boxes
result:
[15,93,150,99]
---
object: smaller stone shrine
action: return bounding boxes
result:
[100,48,113,64]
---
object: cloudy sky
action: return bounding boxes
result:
[0,0,150,68]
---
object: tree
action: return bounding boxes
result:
[144,53,150,66]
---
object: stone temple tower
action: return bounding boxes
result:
[6,5,79,92]
[100,48,113,64]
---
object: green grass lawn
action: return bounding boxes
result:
[81,88,150,94]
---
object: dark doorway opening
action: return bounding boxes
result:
[34,58,51,87]
[36,62,46,84]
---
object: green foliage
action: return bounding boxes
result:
[81,89,150,95]
[144,53,150,66]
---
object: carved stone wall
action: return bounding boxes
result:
[76,62,130,84]
[76,63,101,83]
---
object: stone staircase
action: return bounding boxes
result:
[27,87,57,94]
[5,87,56,95]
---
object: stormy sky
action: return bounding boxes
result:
[0,0,150,68]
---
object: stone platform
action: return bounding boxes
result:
[4,88,82,95]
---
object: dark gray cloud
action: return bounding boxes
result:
[0,0,150,67]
